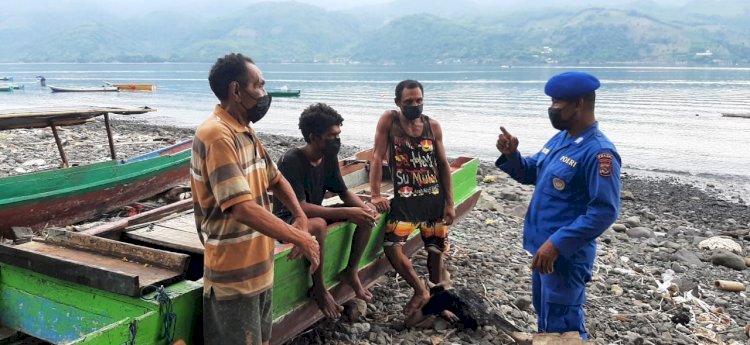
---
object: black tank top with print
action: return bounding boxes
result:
[387,110,444,222]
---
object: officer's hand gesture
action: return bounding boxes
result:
[496,126,519,156]
[531,240,559,274]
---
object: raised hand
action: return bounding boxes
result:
[496,126,519,156]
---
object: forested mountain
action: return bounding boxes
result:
[1,0,748,64]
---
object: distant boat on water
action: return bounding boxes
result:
[268,86,301,97]
[0,84,23,92]
[0,77,12,81]
[721,112,750,119]
[49,85,118,93]
[105,81,157,91]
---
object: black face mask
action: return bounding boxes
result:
[241,90,272,124]
[548,107,566,130]
[402,104,423,121]
[322,137,341,157]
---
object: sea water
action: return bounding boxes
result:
[1,63,748,199]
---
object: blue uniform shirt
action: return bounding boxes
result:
[496,122,621,264]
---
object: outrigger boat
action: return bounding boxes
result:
[49,85,119,92]
[0,106,192,238]
[0,149,481,344]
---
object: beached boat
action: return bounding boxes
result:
[268,88,301,97]
[0,106,192,239]
[49,85,119,93]
[722,112,750,119]
[0,149,481,344]
[110,83,157,91]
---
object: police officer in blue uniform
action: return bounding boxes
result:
[495,71,621,339]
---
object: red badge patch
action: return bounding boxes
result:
[597,153,613,177]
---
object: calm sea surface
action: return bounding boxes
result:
[2,63,749,198]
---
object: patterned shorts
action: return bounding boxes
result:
[383,219,448,251]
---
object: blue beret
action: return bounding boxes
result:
[544,71,600,100]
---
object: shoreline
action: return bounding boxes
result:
[1,119,748,344]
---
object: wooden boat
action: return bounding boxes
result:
[268,88,301,97]
[722,112,750,119]
[49,85,119,93]
[0,149,481,344]
[110,83,157,91]
[0,106,192,238]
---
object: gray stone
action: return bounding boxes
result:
[627,227,655,239]
[499,192,519,201]
[710,250,747,270]
[623,216,641,228]
[621,190,635,200]
[513,296,532,311]
[671,249,703,266]
[612,223,627,232]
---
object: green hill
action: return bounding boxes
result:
[1,1,749,65]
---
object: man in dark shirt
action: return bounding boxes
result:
[273,103,379,319]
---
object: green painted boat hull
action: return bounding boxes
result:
[0,141,192,236]
[0,263,202,344]
[0,157,480,344]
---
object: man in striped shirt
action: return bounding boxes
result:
[191,53,320,345]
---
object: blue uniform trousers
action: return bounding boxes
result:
[531,258,592,339]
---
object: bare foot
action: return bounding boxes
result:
[403,290,430,316]
[342,268,373,301]
[440,310,460,323]
[313,289,343,319]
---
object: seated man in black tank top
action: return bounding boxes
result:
[369,80,457,318]
[273,103,379,319]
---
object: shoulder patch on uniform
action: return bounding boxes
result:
[597,153,613,177]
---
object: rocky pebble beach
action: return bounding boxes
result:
[2,118,749,344]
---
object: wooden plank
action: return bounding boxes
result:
[125,215,204,254]
[0,242,141,296]
[43,229,189,272]
[81,198,192,238]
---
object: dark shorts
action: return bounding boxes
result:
[383,219,448,251]
[203,288,273,345]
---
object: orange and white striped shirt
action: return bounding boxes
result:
[190,105,280,300]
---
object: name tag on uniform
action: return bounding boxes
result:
[559,155,577,168]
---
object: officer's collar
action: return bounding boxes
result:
[565,121,599,145]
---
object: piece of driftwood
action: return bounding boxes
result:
[714,280,746,292]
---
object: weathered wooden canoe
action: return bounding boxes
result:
[88,149,481,344]
[268,88,301,97]
[0,106,192,238]
[112,83,157,91]
[49,85,119,92]
[0,149,480,344]
[0,140,191,237]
